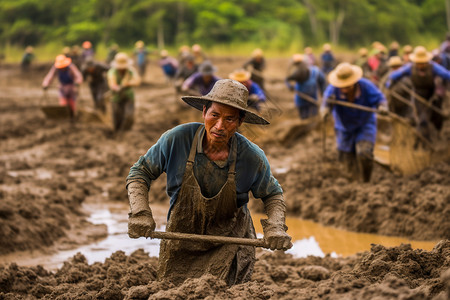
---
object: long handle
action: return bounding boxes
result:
[148,231,266,247]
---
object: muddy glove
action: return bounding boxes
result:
[127,180,156,238]
[261,194,292,251]
[377,104,389,116]
[319,106,330,120]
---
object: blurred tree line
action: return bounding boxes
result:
[0,0,448,50]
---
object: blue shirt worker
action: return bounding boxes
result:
[286,54,326,119]
[182,61,220,96]
[159,49,179,82]
[387,45,450,136]
[126,79,292,286]
[133,40,149,79]
[229,69,266,111]
[321,63,387,182]
[320,43,336,74]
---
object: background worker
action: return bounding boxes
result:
[126,79,292,286]
[159,49,179,83]
[181,61,220,96]
[82,57,109,112]
[133,40,149,79]
[107,52,141,134]
[243,48,266,89]
[286,54,326,120]
[21,46,35,72]
[320,43,336,74]
[191,44,208,68]
[387,45,450,138]
[42,54,83,120]
[321,63,387,182]
[81,41,95,65]
[229,69,266,111]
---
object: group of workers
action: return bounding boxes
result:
[23,36,449,289]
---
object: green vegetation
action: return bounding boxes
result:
[0,0,448,61]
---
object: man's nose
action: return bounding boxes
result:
[215,118,225,130]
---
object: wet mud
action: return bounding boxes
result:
[0,57,449,299]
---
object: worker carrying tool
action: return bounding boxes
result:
[126,79,292,286]
[321,63,388,183]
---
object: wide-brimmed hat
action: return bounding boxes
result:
[388,56,403,67]
[229,69,251,82]
[181,79,269,125]
[323,43,331,51]
[54,54,72,69]
[199,61,217,75]
[328,62,363,88]
[160,49,169,58]
[409,46,432,63]
[403,45,413,54]
[112,52,132,69]
[135,40,144,49]
[82,41,92,49]
[358,48,368,57]
[292,53,304,63]
[252,48,263,58]
[192,44,202,52]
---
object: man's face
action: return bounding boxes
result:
[415,62,428,71]
[339,84,355,95]
[202,102,242,148]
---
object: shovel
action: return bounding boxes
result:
[147,231,266,247]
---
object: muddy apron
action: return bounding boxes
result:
[157,126,256,286]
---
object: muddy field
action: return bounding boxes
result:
[0,56,449,299]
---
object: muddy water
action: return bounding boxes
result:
[5,200,437,271]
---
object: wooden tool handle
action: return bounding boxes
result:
[148,231,266,247]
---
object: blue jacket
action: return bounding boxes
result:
[286,66,326,107]
[386,61,450,88]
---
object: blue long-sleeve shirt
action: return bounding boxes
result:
[127,123,282,218]
[322,78,386,133]
[182,73,220,95]
[386,61,450,88]
[248,81,266,101]
[286,66,326,107]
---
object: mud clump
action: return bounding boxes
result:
[0,242,449,299]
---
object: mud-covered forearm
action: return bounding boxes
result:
[127,181,152,216]
[262,193,286,225]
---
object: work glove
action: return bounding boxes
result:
[261,195,292,251]
[319,106,330,120]
[127,181,156,238]
[378,105,389,116]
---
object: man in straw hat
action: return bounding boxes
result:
[107,52,141,134]
[229,69,266,111]
[133,40,150,79]
[126,79,292,285]
[321,62,387,182]
[243,48,266,89]
[286,53,326,119]
[42,54,83,119]
[181,60,220,96]
[387,45,450,136]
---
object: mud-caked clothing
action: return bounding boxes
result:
[286,65,326,119]
[42,64,83,113]
[82,62,109,111]
[127,123,283,284]
[182,73,220,96]
[107,67,140,132]
[323,78,386,152]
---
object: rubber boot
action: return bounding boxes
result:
[338,151,358,180]
[357,156,373,183]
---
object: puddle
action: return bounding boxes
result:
[4,202,438,271]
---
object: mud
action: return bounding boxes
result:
[0,57,449,298]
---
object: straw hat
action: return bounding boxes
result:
[112,52,132,69]
[304,47,313,54]
[182,79,269,125]
[82,41,92,49]
[390,41,400,50]
[54,54,72,69]
[388,56,403,68]
[135,40,144,49]
[252,48,264,58]
[323,43,331,51]
[292,53,304,63]
[63,46,71,55]
[229,69,251,82]
[358,48,368,57]
[199,61,217,75]
[328,62,363,88]
[192,44,202,52]
[409,46,432,63]
[403,45,413,54]
[25,46,34,53]
[160,49,169,58]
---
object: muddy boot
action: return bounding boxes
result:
[338,151,358,180]
[356,141,374,183]
[357,156,373,182]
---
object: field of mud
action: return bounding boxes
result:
[0,56,449,299]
